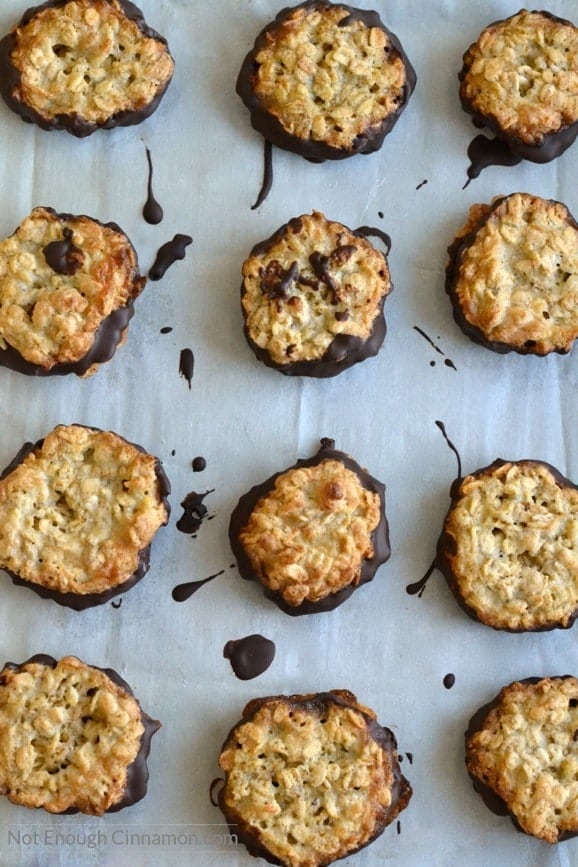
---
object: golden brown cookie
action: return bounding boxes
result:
[241,211,392,377]
[218,689,411,867]
[0,424,170,609]
[236,0,415,162]
[0,207,146,376]
[229,438,389,615]
[466,676,578,843]
[459,9,578,174]
[0,654,160,815]
[446,193,578,355]
[0,0,174,137]
[436,459,578,631]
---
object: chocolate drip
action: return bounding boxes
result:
[149,234,192,281]
[251,140,274,210]
[143,147,163,224]
[160,326,173,334]
[223,634,276,680]
[435,420,462,478]
[353,225,391,255]
[111,598,123,609]
[405,752,413,765]
[443,673,456,690]
[192,456,206,472]
[413,327,456,371]
[406,558,436,597]
[43,228,82,275]
[172,570,224,602]
[179,348,194,388]
[176,489,214,535]
[463,135,522,186]
[259,260,299,299]
[416,179,428,190]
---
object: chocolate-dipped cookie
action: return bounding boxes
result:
[241,211,392,377]
[436,459,578,632]
[446,193,578,355]
[0,207,146,376]
[466,676,578,843]
[0,654,160,815]
[0,424,170,609]
[459,10,578,177]
[229,438,390,615]
[218,689,411,866]
[0,0,174,137]
[236,0,415,162]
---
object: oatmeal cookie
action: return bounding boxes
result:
[0,207,146,376]
[446,193,578,355]
[0,654,160,815]
[436,458,578,631]
[0,424,170,609]
[236,0,415,161]
[0,0,174,136]
[241,211,392,376]
[218,689,411,866]
[229,438,390,615]
[466,676,578,843]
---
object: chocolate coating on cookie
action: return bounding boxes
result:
[229,438,390,615]
[0,0,174,137]
[241,212,392,377]
[236,0,415,162]
[459,10,578,170]
[0,653,161,815]
[436,458,578,632]
[218,690,411,866]
[0,425,170,610]
[466,677,578,842]
[446,193,578,356]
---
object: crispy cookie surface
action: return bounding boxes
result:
[229,439,389,614]
[0,424,170,606]
[236,0,415,160]
[466,676,578,843]
[218,690,411,867]
[241,211,391,376]
[446,193,578,355]
[437,459,578,631]
[459,10,578,151]
[0,206,145,375]
[0,0,174,136]
[0,655,160,815]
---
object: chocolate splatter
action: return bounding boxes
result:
[463,135,522,188]
[251,140,274,210]
[43,228,82,275]
[149,234,192,281]
[172,569,224,602]
[111,598,123,609]
[160,326,173,334]
[176,489,214,535]
[223,634,276,680]
[405,752,413,765]
[413,326,456,370]
[209,777,225,807]
[378,210,384,219]
[179,348,194,389]
[443,673,456,690]
[406,558,436,597]
[354,225,391,255]
[416,179,428,190]
[396,820,401,835]
[143,146,164,224]
[192,456,206,472]
[435,420,462,478]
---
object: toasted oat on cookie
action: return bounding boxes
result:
[466,676,578,843]
[0,0,174,137]
[236,0,415,162]
[436,459,578,632]
[459,10,578,166]
[0,207,146,376]
[218,689,411,867]
[241,211,392,377]
[0,424,170,609]
[446,193,578,355]
[0,654,160,815]
[229,438,389,615]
